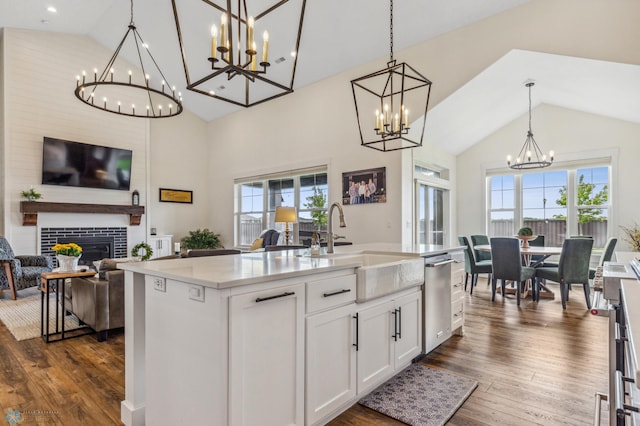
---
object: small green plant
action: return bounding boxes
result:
[181,228,223,250]
[21,186,42,201]
[517,227,533,236]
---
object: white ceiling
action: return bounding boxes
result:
[1,0,639,155]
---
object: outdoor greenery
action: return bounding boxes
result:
[554,174,608,223]
[304,186,328,229]
[181,228,223,250]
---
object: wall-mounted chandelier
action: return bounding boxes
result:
[507,81,554,169]
[171,0,307,108]
[351,0,432,152]
[74,0,183,118]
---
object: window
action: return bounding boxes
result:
[487,165,610,247]
[414,163,450,246]
[235,168,328,247]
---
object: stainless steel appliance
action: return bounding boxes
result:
[594,256,640,425]
[423,254,454,354]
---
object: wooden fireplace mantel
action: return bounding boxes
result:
[20,201,145,226]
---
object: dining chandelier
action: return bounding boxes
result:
[507,81,553,169]
[351,0,432,152]
[74,0,183,119]
[171,0,307,108]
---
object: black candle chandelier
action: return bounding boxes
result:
[171,0,307,108]
[74,0,183,118]
[351,0,432,152]
[507,81,554,169]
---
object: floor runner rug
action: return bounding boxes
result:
[359,363,478,426]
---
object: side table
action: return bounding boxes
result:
[40,270,97,343]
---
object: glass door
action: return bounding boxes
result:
[417,183,447,246]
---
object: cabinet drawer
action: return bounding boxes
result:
[451,299,464,330]
[307,274,356,314]
[451,269,464,299]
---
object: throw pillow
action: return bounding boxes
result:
[250,238,264,251]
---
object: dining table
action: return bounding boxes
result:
[475,244,563,299]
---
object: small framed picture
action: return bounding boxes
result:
[342,167,386,205]
[159,188,193,204]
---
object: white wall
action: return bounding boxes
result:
[457,104,640,250]
[0,29,6,234]
[1,29,148,254]
[206,0,640,248]
[149,109,210,244]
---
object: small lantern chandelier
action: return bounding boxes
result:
[74,0,183,118]
[507,81,553,169]
[351,0,432,152]
[171,0,307,108]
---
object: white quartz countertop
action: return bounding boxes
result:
[618,252,640,388]
[117,243,464,289]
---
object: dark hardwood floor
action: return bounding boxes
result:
[0,279,608,425]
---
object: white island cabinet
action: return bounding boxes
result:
[229,283,305,426]
[356,287,422,395]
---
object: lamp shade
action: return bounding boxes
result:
[275,206,297,223]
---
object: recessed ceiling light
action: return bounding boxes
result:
[47,6,57,13]
[290,51,297,58]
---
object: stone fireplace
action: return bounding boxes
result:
[41,227,127,267]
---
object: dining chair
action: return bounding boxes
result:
[470,235,492,262]
[535,237,594,309]
[489,237,536,306]
[458,236,492,295]
[589,237,617,279]
[528,235,545,266]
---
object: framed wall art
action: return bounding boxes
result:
[342,167,386,205]
[159,188,193,204]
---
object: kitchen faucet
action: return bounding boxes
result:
[327,202,346,253]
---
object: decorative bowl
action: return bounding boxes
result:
[515,235,538,248]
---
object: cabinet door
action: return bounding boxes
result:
[306,303,357,425]
[229,283,305,426]
[356,300,394,394]
[393,290,422,369]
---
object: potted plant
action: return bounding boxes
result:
[21,186,42,201]
[51,242,83,272]
[515,227,537,248]
[181,228,223,251]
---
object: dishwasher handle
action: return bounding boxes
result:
[425,259,456,268]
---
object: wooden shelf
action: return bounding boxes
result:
[20,201,145,226]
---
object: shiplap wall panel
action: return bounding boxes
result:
[3,28,148,254]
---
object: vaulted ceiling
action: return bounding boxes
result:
[2,0,639,155]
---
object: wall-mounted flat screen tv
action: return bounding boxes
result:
[41,137,133,191]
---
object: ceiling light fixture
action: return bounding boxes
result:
[507,81,553,169]
[74,0,183,118]
[351,0,432,152]
[171,0,306,108]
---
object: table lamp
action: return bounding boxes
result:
[275,206,297,245]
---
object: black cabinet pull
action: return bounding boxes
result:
[397,306,402,340]
[323,288,351,298]
[392,309,398,341]
[353,313,359,351]
[255,291,295,303]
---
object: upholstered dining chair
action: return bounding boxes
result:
[589,237,617,279]
[470,235,492,262]
[458,236,492,295]
[489,237,537,306]
[535,237,594,309]
[0,236,53,299]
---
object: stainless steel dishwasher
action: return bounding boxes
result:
[424,253,455,354]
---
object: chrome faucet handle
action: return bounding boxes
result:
[333,234,346,240]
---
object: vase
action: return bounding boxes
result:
[57,254,81,272]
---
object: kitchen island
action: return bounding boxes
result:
[118,244,463,426]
